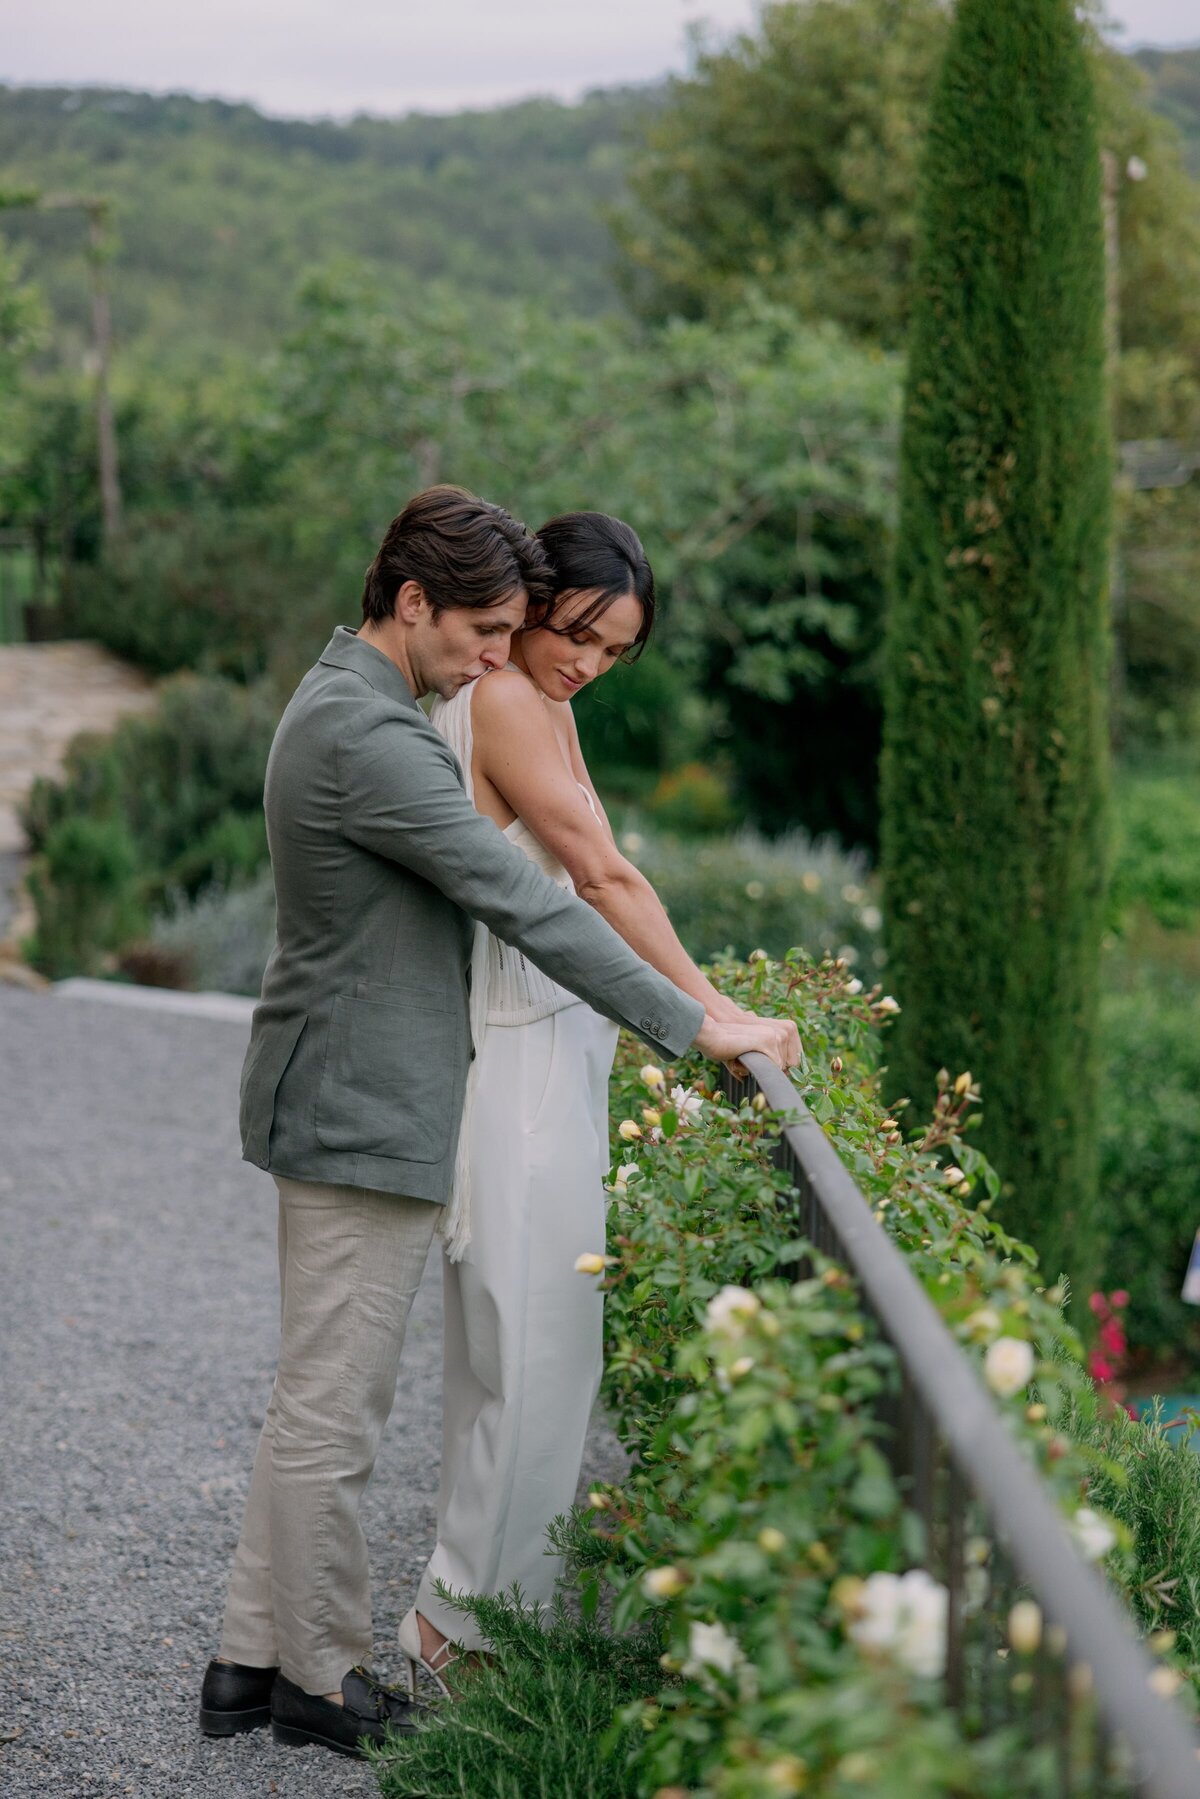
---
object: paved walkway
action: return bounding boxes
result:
[0,642,156,944]
[0,985,625,1797]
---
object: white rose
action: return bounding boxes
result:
[845,978,864,995]
[613,1163,640,1189]
[848,1568,947,1680]
[1071,1507,1116,1562]
[983,1336,1035,1398]
[668,1084,705,1126]
[876,994,900,1013]
[683,1619,742,1680]
[705,1285,761,1339]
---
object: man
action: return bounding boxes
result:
[199,485,798,1758]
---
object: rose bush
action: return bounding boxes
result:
[374,949,1200,1799]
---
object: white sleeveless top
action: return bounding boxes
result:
[427,668,595,1257]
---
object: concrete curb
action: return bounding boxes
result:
[53,976,256,1025]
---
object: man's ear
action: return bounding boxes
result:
[393,580,429,624]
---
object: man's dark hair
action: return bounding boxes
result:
[534,511,656,662]
[362,485,553,624]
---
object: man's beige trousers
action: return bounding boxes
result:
[219,1175,437,1695]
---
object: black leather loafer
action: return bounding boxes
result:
[271,1666,426,1758]
[198,1658,278,1736]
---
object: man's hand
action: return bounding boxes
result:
[694,1013,802,1076]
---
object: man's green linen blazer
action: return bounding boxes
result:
[239,627,704,1204]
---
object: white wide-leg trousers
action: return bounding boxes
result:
[414,1001,619,1650]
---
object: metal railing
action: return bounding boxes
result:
[731,1051,1200,1799]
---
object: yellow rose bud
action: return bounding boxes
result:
[765,1755,809,1793]
[1025,1402,1047,1422]
[954,1071,973,1095]
[574,1252,613,1275]
[642,1107,662,1128]
[1008,1600,1042,1655]
[758,1527,787,1554]
[641,1064,665,1090]
[830,1056,844,1074]
[618,1119,642,1141]
[752,1092,768,1113]
[587,1490,610,1510]
[830,1575,866,1618]
[642,1565,687,1600]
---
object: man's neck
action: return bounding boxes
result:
[358,620,422,697]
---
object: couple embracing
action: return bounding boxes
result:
[199,486,799,1758]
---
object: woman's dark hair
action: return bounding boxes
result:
[533,511,655,661]
[362,485,553,624]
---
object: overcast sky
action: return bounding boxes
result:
[1,0,1196,119]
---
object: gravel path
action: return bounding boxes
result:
[0,985,625,1797]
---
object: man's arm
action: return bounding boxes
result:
[338,703,705,1058]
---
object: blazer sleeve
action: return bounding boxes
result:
[338,703,704,1059]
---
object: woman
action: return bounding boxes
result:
[399,512,759,1691]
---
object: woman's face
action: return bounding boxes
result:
[515,587,644,701]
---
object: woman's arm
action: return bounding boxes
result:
[472,672,750,1023]
[564,706,616,845]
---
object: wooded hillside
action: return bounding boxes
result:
[2,46,1195,366]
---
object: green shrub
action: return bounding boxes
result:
[1058,1391,1200,1669]
[150,870,276,995]
[24,814,147,977]
[22,674,277,977]
[644,762,737,836]
[628,826,881,968]
[372,1593,663,1799]
[134,826,883,1002]
[65,508,331,682]
[1096,975,1200,1366]
[1109,763,1200,934]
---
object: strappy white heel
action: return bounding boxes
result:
[397,1607,454,1699]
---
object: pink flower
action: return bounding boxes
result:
[1099,1319,1125,1358]
[1088,1292,1107,1317]
[1089,1353,1115,1384]
[1110,1290,1130,1309]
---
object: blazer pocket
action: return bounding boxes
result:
[240,1012,309,1167]
[315,992,461,1165]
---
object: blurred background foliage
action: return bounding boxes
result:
[2,5,1200,1365]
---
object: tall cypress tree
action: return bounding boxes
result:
[880,0,1111,1293]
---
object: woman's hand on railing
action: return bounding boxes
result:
[694,1013,802,1078]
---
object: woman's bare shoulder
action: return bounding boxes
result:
[470,666,543,723]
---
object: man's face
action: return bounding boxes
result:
[414,589,529,700]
